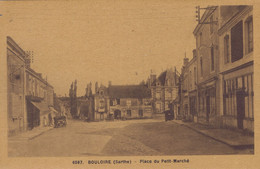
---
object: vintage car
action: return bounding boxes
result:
[54,116,67,128]
[164,110,174,121]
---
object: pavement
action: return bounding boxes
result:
[8,118,254,156]
[8,126,54,141]
[173,120,254,148]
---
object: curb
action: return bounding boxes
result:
[28,128,55,140]
[173,121,254,148]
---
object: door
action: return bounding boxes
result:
[236,91,245,129]
[206,96,210,122]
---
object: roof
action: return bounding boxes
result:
[151,71,167,86]
[107,85,151,99]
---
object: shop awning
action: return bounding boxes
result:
[31,101,50,115]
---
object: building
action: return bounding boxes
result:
[94,83,109,120]
[188,50,198,122]
[148,68,179,114]
[218,6,254,132]
[179,50,198,122]
[93,84,152,121]
[7,36,26,136]
[193,6,221,126]
[179,57,190,120]
[25,66,55,129]
[7,36,56,135]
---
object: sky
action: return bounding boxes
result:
[3,0,197,96]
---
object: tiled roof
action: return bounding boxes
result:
[108,85,151,98]
[151,71,167,86]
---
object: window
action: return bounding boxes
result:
[210,15,214,34]
[156,91,161,99]
[200,57,203,76]
[231,21,243,62]
[139,109,143,117]
[224,35,230,64]
[194,67,197,86]
[211,46,214,71]
[190,71,192,89]
[127,110,131,117]
[246,16,253,53]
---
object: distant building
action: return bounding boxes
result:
[94,83,109,120]
[148,68,179,114]
[93,83,152,121]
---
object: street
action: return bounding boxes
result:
[8,119,253,157]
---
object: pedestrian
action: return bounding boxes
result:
[48,113,53,126]
[43,116,47,127]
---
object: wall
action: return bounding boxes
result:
[7,43,26,136]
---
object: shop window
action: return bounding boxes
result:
[224,35,230,64]
[231,21,243,62]
[223,74,254,118]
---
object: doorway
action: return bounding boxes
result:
[236,91,245,129]
[114,109,121,119]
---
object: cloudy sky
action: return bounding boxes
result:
[3,0,198,96]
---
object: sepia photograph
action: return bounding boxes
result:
[0,0,258,169]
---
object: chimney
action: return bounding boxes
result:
[183,57,189,67]
[95,82,98,94]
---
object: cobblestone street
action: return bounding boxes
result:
[8,119,253,157]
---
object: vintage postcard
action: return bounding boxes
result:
[0,0,259,169]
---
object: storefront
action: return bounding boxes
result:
[189,91,197,122]
[198,79,217,125]
[222,63,254,132]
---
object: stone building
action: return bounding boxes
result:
[193,6,221,126]
[93,84,152,120]
[148,68,179,114]
[7,36,56,135]
[7,36,26,136]
[94,83,109,120]
[25,66,55,129]
[218,6,254,132]
[179,50,198,122]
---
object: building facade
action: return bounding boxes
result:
[7,36,26,136]
[218,6,254,132]
[93,84,153,121]
[179,50,198,122]
[25,67,54,129]
[7,36,56,135]
[193,6,221,126]
[148,69,179,114]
